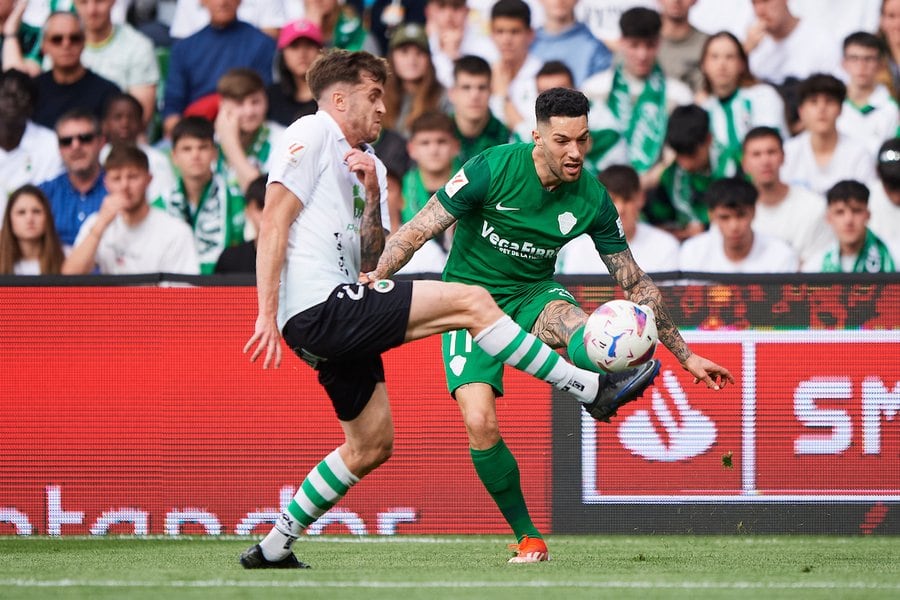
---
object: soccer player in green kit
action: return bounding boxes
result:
[368,87,734,563]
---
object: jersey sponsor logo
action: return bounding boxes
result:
[558,211,577,234]
[444,168,468,198]
[481,220,559,259]
[495,200,519,212]
[286,142,306,166]
[373,280,395,293]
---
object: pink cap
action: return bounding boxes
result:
[278,18,324,50]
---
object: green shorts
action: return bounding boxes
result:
[441,281,580,397]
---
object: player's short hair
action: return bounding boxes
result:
[217,68,266,100]
[742,126,783,151]
[598,165,640,200]
[103,92,144,122]
[306,49,390,101]
[491,0,531,28]
[245,175,267,209]
[797,73,846,105]
[826,179,869,206]
[535,87,589,123]
[453,54,492,81]
[665,104,710,156]
[705,177,758,211]
[843,31,885,56]
[55,107,100,134]
[619,7,661,40]
[877,138,900,191]
[408,111,456,138]
[536,60,574,85]
[104,144,149,172]
[172,116,215,146]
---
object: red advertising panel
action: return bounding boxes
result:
[0,287,551,536]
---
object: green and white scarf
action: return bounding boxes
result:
[607,63,667,173]
[821,229,895,273]
[706,92,752,178]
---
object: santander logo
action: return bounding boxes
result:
[618,370,717,462]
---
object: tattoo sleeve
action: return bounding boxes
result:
[373,195,457,278]
[359,187,386,272]
[600,248,693,363]
[531,300,589,348]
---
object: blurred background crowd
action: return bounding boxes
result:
[0,0,898,277]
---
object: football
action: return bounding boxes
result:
[583,300,658,373]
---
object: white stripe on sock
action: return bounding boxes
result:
[307,469,343,504]
[324,449,360,487]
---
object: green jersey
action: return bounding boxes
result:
[453,113,511,165]
[436,143,627,294]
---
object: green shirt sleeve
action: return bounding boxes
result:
[589,185,629,255]
[435,152,492,219]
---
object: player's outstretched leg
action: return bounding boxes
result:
[582,359,662,422]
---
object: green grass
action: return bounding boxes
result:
[1,535,899,599]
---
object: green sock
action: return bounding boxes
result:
[470,439,541,542]
[568,325,603,373]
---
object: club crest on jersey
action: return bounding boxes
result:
[444,168,469,198]
[558,211,577,234]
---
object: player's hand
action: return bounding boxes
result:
[681,353,734,391]
[344,148,379,199]
[243,314,283,369]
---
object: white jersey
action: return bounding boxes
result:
[489,53,542,142]
[679,227,799,273]
[0,121,63,217]
[74,207,200,275]
[268,111,390,330]
[868,182,900,249]
[557,223,680,274]
[748,17,842,85]
[837,86,900,159]
[781,132,876,196]
[752,186,833,266]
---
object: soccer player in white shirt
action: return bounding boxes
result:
[679,177,799,273]
[868,138,900,253]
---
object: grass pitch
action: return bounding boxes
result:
[1,535,899,600]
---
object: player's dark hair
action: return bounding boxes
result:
[55,107,101,135]
[843,31,885,56]
[104,144,149,172]
[408,110,456,137]
[665,104,710,155]
[306,49,390,100]
[172,116,215,146]
[245,175,267,209]
[490,0,531,28]
[877,138,900,191]
[826,179,870,206]
[535,87,589,123]
[742,126,783,151]
[536,60,574,85]
[705,177,758,210]
[619,7,661,40]
[103,92,144,122]
[798,73,846,105]
[598,165,641,200]
[453,54,492,81]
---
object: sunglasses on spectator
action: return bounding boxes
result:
[47,33,85,46]
[58,132,97,147]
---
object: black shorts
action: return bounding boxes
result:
[282,280,413,421]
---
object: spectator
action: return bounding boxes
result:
[39,109,107,248]
[531,0,612,87]
[557,164,680,274]
[837,32,899,158]
[214,173,263,274]
[802,179,895,273]
[63,144,200,274]
[396,111,456,273]
[0,184,65,275]
[879,0,900,98]
[657,0,707,93]
[646,104,715,240]
[162,0,276,137]
[304,0,379,53]
[100,93,177,205]
[679,176,799,273]
[75,0,159,127]
[169,0,299,39]
[582,7,692,180]
[489,0,542,141]
[573,0,656,51]
[383,22,450,138]
[426,0,497,90]
[869,138,900,253]
[32,12,120,129]
[153,116,245,274]
[0,69,63,213]
[368,0,429,55]
[782,74,876,196]
[448,54,511,165]
[741,126,832,268]
[267,18,322,128]
[1,0,44,75]
[699,31,787,177]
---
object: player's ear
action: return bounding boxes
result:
[532,128,541,146]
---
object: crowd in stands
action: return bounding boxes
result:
[0,0,898,277]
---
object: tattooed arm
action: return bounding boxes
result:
[369,195,457,279]
[359,184,386,273]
